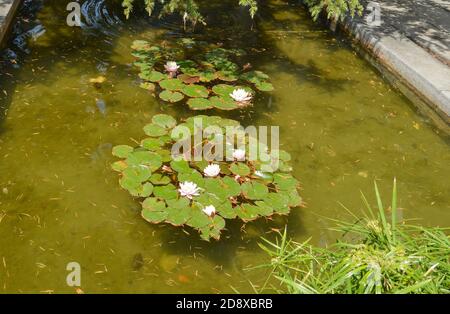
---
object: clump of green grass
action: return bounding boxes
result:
[255,180,450,294]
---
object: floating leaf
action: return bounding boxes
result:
[139,82,156,91]
[209,96,239,110]
[142,197,168,223]
[159,78,184,91]
[178,74,200,84]
[112,145,134,158]
[212,84,235,99]
[255,81,274,92]
[153,184,178,200]
[152,114,177,129]
[140,70,166,82]
[159,90,184,103]
[187,98,213,110]
[141,137,164,151]
[241,181,269,200]
[182,85,209,98]
[144,123,168,137]
[230,163,251,176]
[112,113,299,240]
[149,173,171,185]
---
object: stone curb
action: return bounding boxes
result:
[341,16,450,121]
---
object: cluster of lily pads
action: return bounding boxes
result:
[112,114,301,241]
[131,38,274,110]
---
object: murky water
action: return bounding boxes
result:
[0,0,448,293]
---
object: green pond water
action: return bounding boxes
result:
[0,0,449,293]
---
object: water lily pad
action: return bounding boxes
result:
[170,159,191,174]
[182,85,209,98]
[166,199,191,226]
[236,204,260,221]
[126,151,162,171]
[216,71,238,82]
[264,192,290,214]
[153,184,178,200]
[112,145,134,158]
[187,208,212,229]
[142,197,168,223]
[113,113,299,241]
[144,123,168,137]
[255,81,274,92]
[159,78,184,91]
[141,137,164,150]
[123,165,152,183]
[230,163,250,176]
[212,84,235,98]
[140,70,166,82]
[241,71,269,85]
[111,160,128,172]
[149,173,171,185]
[241,181,269,200]
[152,114,177,129]
[273,173,299,191]
[187,98,213,110]
[216,201,237,219]
[140,82,156,91]
[178,74,200,84]
[198,71,217,82]
[209,96,239,110]
[159,90,184,103]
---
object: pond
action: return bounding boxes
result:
[0,0,448,293]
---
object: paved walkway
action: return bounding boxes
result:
[343,0,450,120]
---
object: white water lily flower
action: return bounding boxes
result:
[202,205,216,217]
[232,149,246,161]
[164,61,180,73]
[230,89,252,103]
[203,164,221,177]
[179,181,200,199]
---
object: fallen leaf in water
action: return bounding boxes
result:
[178,274,190,283]
[358,171,368,178]
[89,76,106,84]
[413,122,420,130]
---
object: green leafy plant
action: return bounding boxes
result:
[112,114,301,241]
[132,38,273,110]
[254,180,450,294]
[121,0,258,26]
[121,1,362,26]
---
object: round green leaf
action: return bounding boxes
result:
[143,123,168,137]
[182,85,209,98]
[112,145,134,158]
[209,96,239,110]
[241,181,269,200]
[159,90,184,103]
[152,114,177,129]
[159,78,184,91]
[187,98,213,110]
[230,163,251,176]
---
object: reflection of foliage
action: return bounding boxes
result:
[304,0,363,22]
[112,114,301,241]
[132,38,274,110]
[121,0,258,26]
[121,0,362,25]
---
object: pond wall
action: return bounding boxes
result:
[0,0,22,49]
